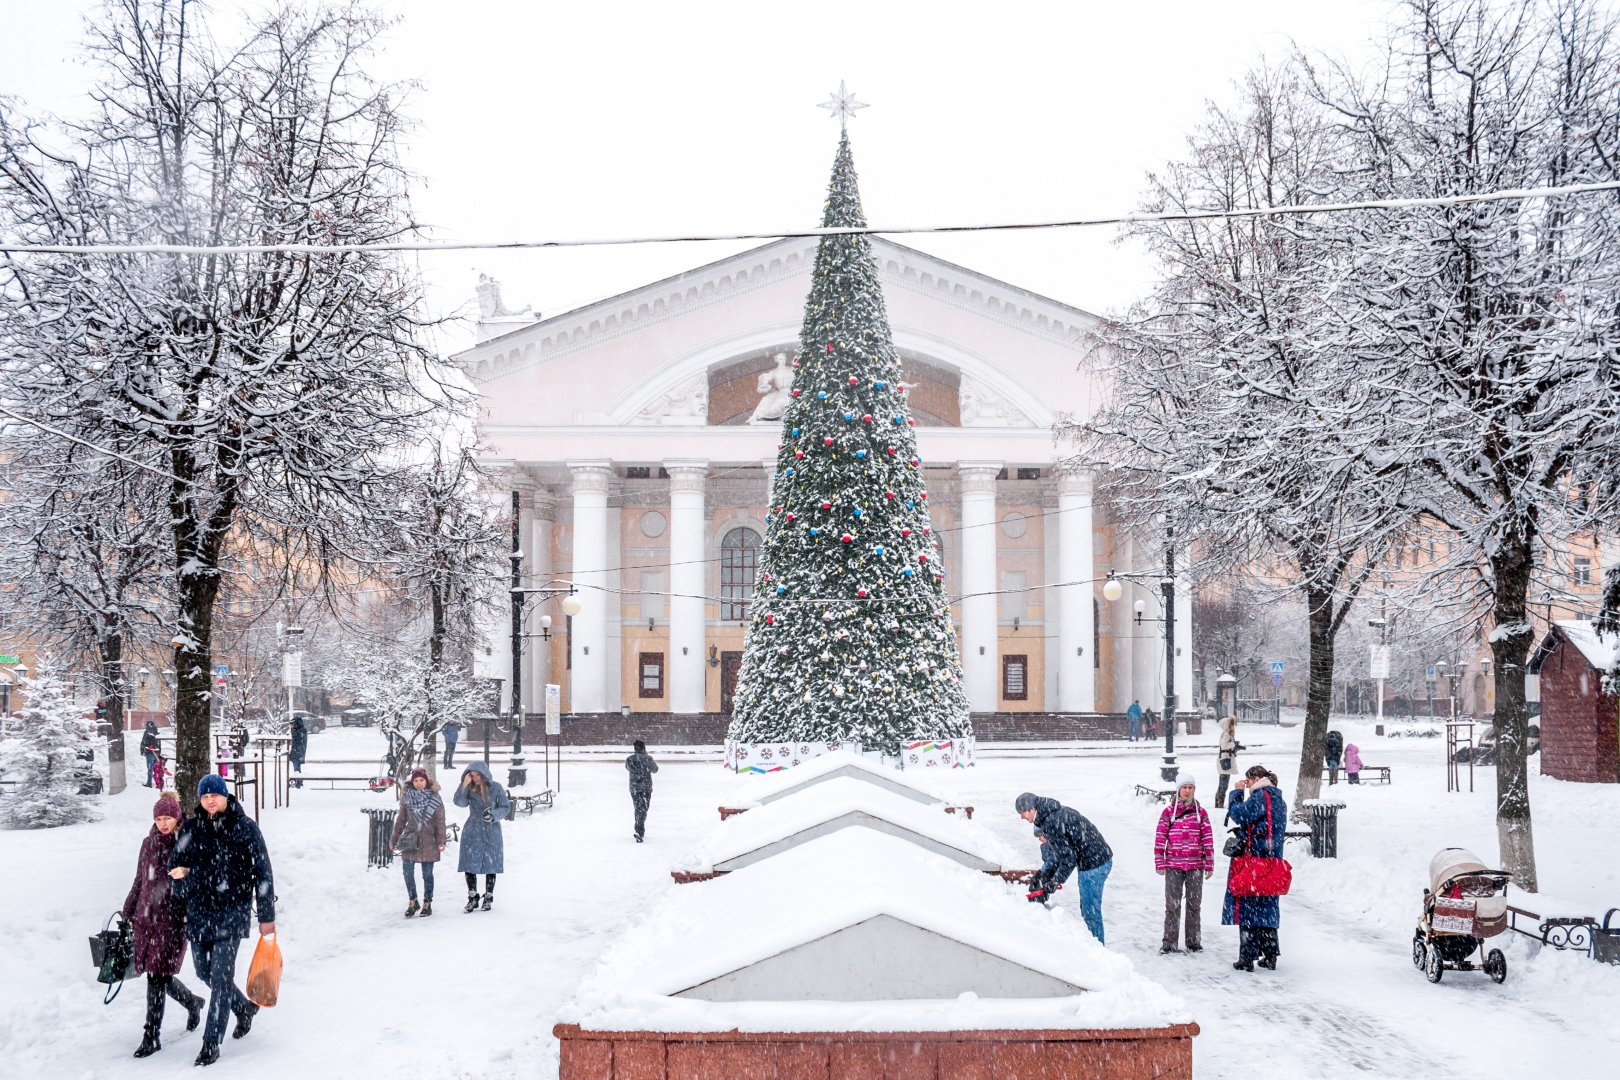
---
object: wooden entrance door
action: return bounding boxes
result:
[720,652,744,713]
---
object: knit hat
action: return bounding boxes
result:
[409,768,429,784]
[1014,792,1039,813]
[197,774,229,799]
[153,795,181,820]
[1176,772,1196,789]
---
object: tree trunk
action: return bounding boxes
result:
[173,578,220,813]
[1292,583,1337,819]
[1489,532,1539,891]
[98,633,127,795]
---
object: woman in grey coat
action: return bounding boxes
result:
[454,760,510,912]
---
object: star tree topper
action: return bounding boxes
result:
[818,81,868,130]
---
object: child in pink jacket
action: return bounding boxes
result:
[1154,772,1214,953]
[1344,743,1363,784]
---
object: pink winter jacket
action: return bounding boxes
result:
[1154,799,1214,873]
[1344,743,1363,773]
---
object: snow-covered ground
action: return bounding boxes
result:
[2,720,1617,1078]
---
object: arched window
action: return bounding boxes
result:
[720,528,762,620]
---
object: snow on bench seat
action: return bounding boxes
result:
[674,776,1020,875]
[563,829,1189,1034]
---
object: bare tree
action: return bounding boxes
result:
[0,437,170,793]
[1309,0,1620,887]
[1071,63,1409,815]
[0,1,459,808]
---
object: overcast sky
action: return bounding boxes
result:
[0,0,1393,354]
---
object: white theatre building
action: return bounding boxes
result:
[456,237,1193,736]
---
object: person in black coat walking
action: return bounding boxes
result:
[140,721,162,788]
[626,740,658,843]
[1324,729,1345,785]
[169,774,276,1067]
[288,715,307,789]
[1015,793,1114,943]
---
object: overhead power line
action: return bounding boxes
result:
[3,181,1618,256]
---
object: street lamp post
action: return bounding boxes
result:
[1103,531,1181,783]
[506,486,579,789]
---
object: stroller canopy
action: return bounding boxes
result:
[1429,848,1491,895]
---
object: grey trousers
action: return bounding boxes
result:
[1163,868,1204,950]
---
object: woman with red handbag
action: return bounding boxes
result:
[1222,765,1289,971]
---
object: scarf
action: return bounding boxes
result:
[401,785,442,828]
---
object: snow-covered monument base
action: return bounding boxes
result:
[555,831,1196,1079]
[724,737,975,773]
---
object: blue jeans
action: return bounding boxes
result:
[1128,718,1140,741]
[142,750,158,787]
[190,937,251,1044]
[442,737,458,770]
[1076,859,1112,944]
[402,859,435,901]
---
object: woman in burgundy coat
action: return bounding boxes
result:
[122,793,204,1057]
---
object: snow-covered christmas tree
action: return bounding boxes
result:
[727,130,971,757]
[0,662,101,829]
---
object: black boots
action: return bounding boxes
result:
[195,1041,220,1066]
[136,978,165,1056]
[481,894,493,911]
[420,900,433,917]
[169,978,204,1032]
[464,893,480,913]
[405,898,420,918]
[232,1001,258,1040]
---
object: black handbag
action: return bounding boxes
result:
[89,912,135,1003]
[1223,829,1245,858]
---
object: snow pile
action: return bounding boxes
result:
[742,747,949,805]
[673,776,1019,874]
[1554,619,1620,673]
[564,829,1188,1033]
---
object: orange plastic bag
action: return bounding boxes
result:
[245,934,282,1008]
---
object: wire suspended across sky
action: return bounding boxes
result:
[2,181,1618,256]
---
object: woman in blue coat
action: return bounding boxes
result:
[1222,765,1287,971]
[454,760,510,912]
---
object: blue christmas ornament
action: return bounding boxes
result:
[907,500,915,508]
[876,381,885,389]
[809,528,819,536]
[903,568,914,577]
[875,545,885,555]
[791,427,800,436]
[852,508,862,517]
[777,586,787,595]
[893,416,903,424]
[844,413,853,421]
[786,467,795,475]
[856,450,866,459]
[817,391,828,400]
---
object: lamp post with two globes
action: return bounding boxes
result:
[1102,537,1181,783]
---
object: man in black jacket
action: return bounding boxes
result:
[1016,792,1114,943]
[169,774,276,1066]
[625,740,659,843]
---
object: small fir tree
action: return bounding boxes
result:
[727,133,970,755]
[0,662,101,829]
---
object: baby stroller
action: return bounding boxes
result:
[1413,848,1512,984]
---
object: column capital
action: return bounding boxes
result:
[1054,467,1093,497]
[530,488,557,518]
[567,460,615,494]
[956,460,1004,495]
[663,458,709,494]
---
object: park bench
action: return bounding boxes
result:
[1134,784,1175,803]
[1321,765,1392,784]
[511,790,554,816]
[1507,903,1620,963]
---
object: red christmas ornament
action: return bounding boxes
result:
[786,512,795,522]
[824,437,833,446]
[763,572,771,581]
[821,501,832,510]
[862,414,873,423]
[920,492,928,499]
[827,343,834,352]
[919,554,929,563]
[885,491,896,500]
[795,451,804,459]
[923,526,931,534]
[848,376,858,385]
[858,589,868,598]
[886,447,896,455]
[907,419,915,427]
[766,614,774,625]
[902,528,912,537]
[841,533,853,543]
[792,389,801,397]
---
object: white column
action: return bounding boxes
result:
[666,459,709,714]
[530,490,555,709]
[958,462,1003,712]
[514,482,538,716]
[568,461,613,713]
[1175,547,1193,721]
[1130,536,1156,712]
[1057,469,1096,712]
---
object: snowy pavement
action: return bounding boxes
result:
[2,720,1618,1078]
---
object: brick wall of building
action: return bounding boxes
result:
[1537,637,1619,784]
